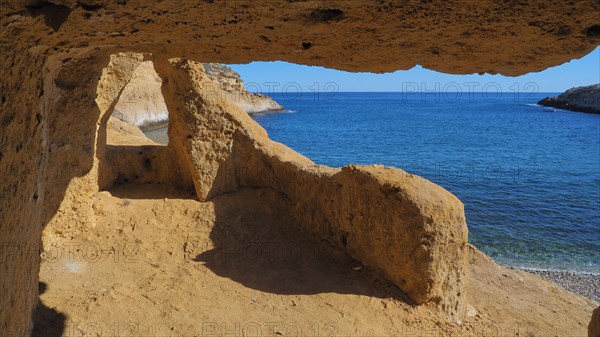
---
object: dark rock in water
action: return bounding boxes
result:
[538,84,600,114]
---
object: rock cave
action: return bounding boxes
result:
[1,1,599,336]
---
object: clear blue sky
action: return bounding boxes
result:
[230,46,599,93]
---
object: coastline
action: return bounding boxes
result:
[134,100,600,305]
[138,108,286,133]
[139,120,169,132]
[537,84,600,114]
[514,266,600,301]
[537,97,600,114]
[247,107,286,115]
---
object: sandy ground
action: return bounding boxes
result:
[35,183,597,337]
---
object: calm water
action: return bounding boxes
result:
[148,92,600,272]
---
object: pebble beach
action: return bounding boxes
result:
[519,268,600,302]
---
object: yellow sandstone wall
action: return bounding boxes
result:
[1,1,599,335]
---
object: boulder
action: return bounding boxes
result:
[152,57,468,321]
[591,306,600,337]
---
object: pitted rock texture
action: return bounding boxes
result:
[1,1,599,335]
[2,0,599,75]
[591,306,600,337]
[35,190,598,337]
[153,58,468,320]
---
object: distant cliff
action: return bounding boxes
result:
[538,84,600,114]
[112,61,169,129]
[113,61,283,129]
[204,63,284,114]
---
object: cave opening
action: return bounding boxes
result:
[97,55,195,198]
[108,59,169,146]
[2,1,599,335]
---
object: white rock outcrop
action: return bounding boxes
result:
[112,61,283,129]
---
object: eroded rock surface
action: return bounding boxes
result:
[111,60,169,128]
[34,187,597,337]
[1,1,599,334]
[153,58,468,320]
[204,63,283,114]
[111,61,282,130]
[591,306,600,337]
[2,1,599,75]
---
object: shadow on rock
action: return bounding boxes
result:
[31,282,66,337]
[107,182,196,200]
[193,188,414,304]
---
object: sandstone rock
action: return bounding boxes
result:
[3,1,599,75]
[112,61,169,128]
[1,1,599,334]
[204,63,284,114]
[152,57,468,320]
[538,84,600,114]
[591,306,600,337]
[106,116,157,146]
[466,304,478,317]
[34,185,598,336]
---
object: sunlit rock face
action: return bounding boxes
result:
[1,1,599,335]
[140,57,469,320]
[203,63,284,114]
[111,60,169,128]
[591,306,600,337]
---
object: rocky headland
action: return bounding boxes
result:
[538,84,600,114]
[204,63,284,114]
[516,268,600,302]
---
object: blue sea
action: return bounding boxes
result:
[252,92,600,273]
[145,91,600,273]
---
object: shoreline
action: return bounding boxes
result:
[133,109,600,304]
[537,97,600,114]
[537,84,600,114]
[139,120,169,132]
[246,107,286,116]
[138,108,286,133]
[512,266,600,302]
